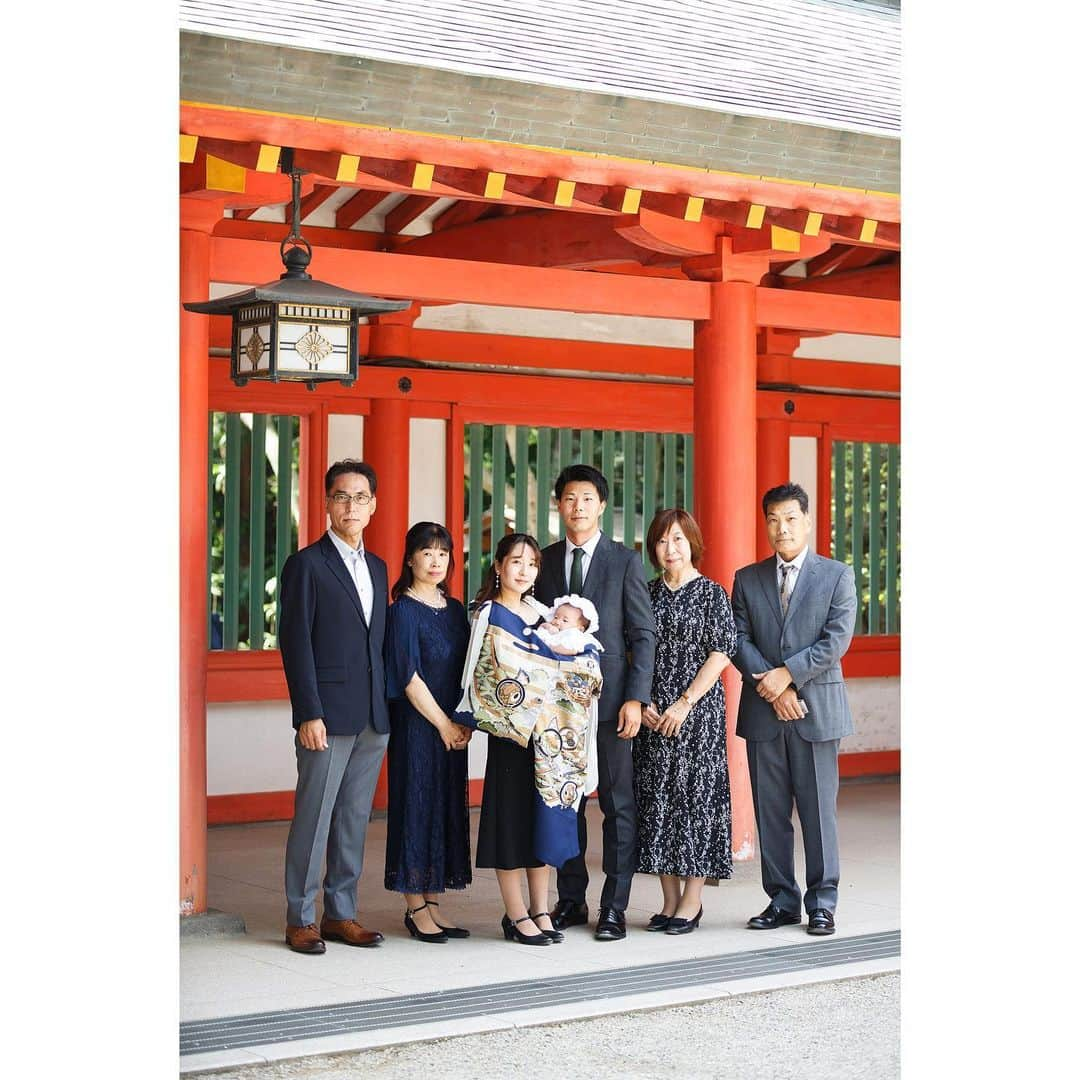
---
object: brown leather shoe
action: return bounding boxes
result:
[285,923,326,954]
[320,917,384,947]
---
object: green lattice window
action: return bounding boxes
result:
[208,412,300,650]
[831,441,901,635]
[464,424,693,601]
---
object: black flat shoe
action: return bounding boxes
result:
[806,909,836,936]
[665,907,703,935]
[426,900,470,939]
[747,904,801,930]
[594,907,626,941]
[529,910,564,943]
[550,899,589,931]
[501,913,551,946]
[405,902,448,943]
[645,914,672,932]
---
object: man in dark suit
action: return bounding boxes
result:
[536,464,656,941]
[731,482,857,937]
[278,459,390,954]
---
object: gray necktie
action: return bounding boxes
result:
[779,563,796,616]
[569,547,584,595]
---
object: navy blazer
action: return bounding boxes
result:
[731,551,856,744]
[278,532,390,735]
[536,533,656,724]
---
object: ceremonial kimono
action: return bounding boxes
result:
[455,597,601,868]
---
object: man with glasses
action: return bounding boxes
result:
[279,459,390,954]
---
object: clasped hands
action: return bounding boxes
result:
[752,666,807,722]
[298,716,472,752]
[437,718,473,751]
[642,697,690,738]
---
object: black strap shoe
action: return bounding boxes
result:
[594,907,626,941]
[529,910,565,943]
[550,899,589,931]
[501,913,551,946]
[665,907,703,935]
[746,904,801,930]
[806,909,836,936]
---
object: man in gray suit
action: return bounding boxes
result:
[536,464,656,941]
[278,459,390,954]
[731,482,857,936]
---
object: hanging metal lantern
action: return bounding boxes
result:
[184,158,411,389]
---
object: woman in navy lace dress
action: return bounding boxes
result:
[384,522,473,943]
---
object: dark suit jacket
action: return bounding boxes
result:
[536,534,656,724]
[731,551,856,743]
[278,532,390,735]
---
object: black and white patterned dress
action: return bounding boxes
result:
[633,574,738,879]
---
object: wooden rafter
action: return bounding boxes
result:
[336,189,387,230]
[383,194,440,235]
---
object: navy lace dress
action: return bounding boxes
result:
[384,594,472,894]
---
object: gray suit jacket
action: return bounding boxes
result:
[536,534,656,724]
[731,551,857,743]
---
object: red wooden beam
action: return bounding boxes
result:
[756,287,900,337]
[430,198,491,232]
[211,218,384,251]
[781,263,900,301]
[336,189,388,230]
[398,209,646,266]
[383,194,440,235]
[210,236,710,318]
[299,183,340,221]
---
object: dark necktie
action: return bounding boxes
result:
[569,546,584,594]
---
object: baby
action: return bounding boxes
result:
[532,594,604,656]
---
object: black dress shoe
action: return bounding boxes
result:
[550,899,589,931]
[807,909,836,936]
[501,913,551,946]
[645,913,672,932]
[665,907,703,935]
[529,910,565,943]
[594,907,626,941]
[747,904,801,930]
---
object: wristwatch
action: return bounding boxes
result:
[679,691,694,707]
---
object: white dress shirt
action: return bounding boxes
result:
[775,544,810,603]
[328,529,374,624]
[564,530,603,588]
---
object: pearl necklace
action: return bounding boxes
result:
[407,586,446,609]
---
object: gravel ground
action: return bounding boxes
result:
[193,973,899,1080]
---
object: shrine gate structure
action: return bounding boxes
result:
[179,1,901,918]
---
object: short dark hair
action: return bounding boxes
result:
[391,521,455,601]
[645,508,705,570]
[762,483,809,517]
[325,459,377,496]
[473,532,542,606]
[554,463,609,503]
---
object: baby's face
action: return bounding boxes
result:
[551,604,588,631]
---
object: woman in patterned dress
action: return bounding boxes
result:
[384,522,474,943]
[633,508,738,935]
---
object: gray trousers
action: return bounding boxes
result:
[747,725,840,915]
[556,720,637,912]
[284,727,389,927]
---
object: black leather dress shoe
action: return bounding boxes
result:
[747,904,801,930]
[550,899,589,931]
[594,907,626,941]
[806,909,836,936]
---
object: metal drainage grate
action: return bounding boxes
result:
[181,929,899,1056]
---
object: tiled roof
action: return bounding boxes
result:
[178,0,900,137]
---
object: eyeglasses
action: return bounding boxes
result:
[329,492,373,506]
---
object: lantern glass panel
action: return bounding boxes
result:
[275,304,353,379]
[236,322,273,375]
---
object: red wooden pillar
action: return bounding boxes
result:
[179,198,222,915]
[756,419,789,560]
[361,394,411,809]
[691,275,759,860]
